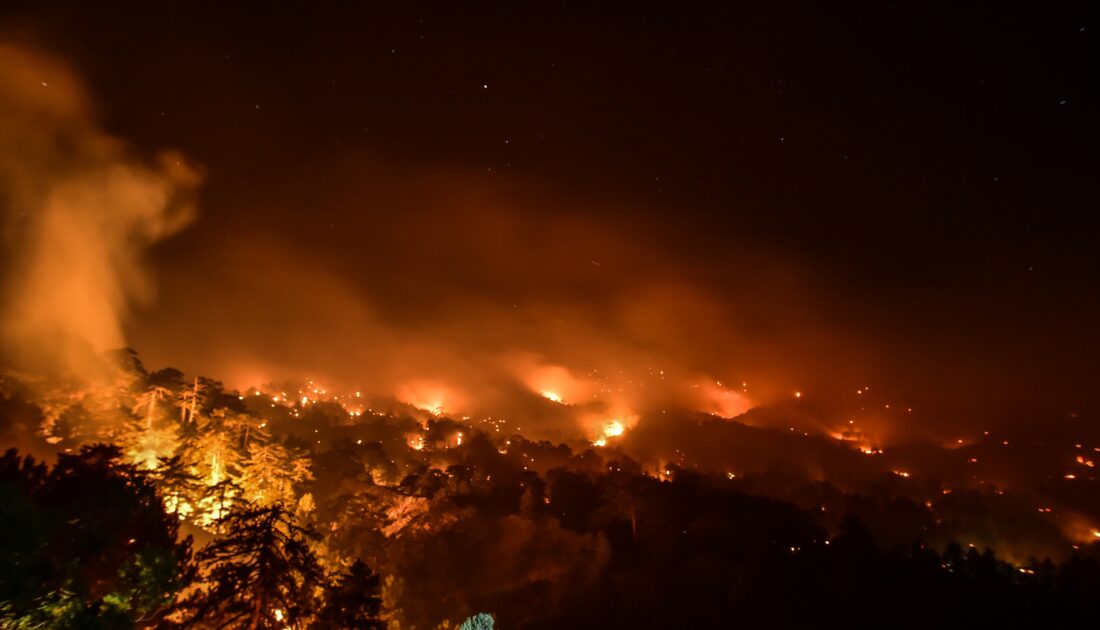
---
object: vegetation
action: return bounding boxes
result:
[2,354,1100,627]
[0,445,188,627]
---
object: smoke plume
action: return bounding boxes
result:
[0,42,200,375]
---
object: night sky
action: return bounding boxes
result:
[1,2,1097,439]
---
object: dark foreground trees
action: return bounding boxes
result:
[168,504,325,629]
[0,445,190,627]
[166,502,386,629]
[311,560,384,630]
[3,406,1100,629]
[0,446,386,629]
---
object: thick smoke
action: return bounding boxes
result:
[0,43,201,375]
[128,155,886,445]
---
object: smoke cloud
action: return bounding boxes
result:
[0,43,201,375]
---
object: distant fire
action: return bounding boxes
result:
[696,380,753,419]
[397,380,461,417]
[516,360,595,406]
[591,417,631,447]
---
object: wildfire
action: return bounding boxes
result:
[397,380,461,417]
[591,418,629,447]
[697,380,754,418]
[541,391,564,403]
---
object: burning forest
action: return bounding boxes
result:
[2,2,1100,628]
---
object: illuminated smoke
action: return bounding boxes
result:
[0,42,200,375]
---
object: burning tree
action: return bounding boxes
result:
[122,422,181,471]
[189,415,241,487]
[175,377,204,427]
[134,385,173,431]
[149,454,205,520]
[239,441,312,507]
[224,412,270,451]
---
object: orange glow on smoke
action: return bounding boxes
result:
[397,380,462,416]
[515,359,595,406]
[696,380,754,418]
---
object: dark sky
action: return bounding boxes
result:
[2,2,1097,439]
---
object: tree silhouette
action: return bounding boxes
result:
[150,454,205,520]
[175,377,204,427]
[311,560,384,629]
[172,504,325,629]
[134,385,174,431]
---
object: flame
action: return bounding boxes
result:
[541,391,564,403]
[590,414,634,447]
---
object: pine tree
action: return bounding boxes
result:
[239,442,312,506]
[150,454,205,520]
[191,417,241,487]
[224,412,270,451]
[134,385,174,430]
[171,504,325,629]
